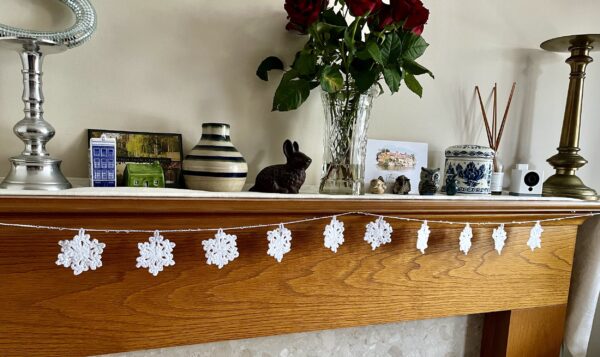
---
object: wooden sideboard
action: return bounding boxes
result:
[0,195,598,356]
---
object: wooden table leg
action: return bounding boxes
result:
[481,304,567,357]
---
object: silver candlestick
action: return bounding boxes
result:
[0,0,96,190]
[0,38,71,190]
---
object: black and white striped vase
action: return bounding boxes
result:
[183,123,248,192]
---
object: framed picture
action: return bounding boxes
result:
[364,139,428,194]
[87,129,184,188]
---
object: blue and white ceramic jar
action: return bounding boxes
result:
[183,123,248,192]
[443,145,495,194]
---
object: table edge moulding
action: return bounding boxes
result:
[0,192,598,357]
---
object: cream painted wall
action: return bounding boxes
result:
[1,0,600,356]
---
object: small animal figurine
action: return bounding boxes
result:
[392,175,411,195]
[445,174,458,196]
[418,167,441,195]
[369,176,387,194]
[249,140,312,194]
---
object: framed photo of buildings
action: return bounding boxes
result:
[87,129,184,188]
[364,139,428,194]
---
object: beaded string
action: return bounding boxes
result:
[0,211,597,234]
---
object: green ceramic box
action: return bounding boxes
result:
[123,162,165,188]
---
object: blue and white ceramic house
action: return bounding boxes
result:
[183,123,248,192]
[443,145,495,194]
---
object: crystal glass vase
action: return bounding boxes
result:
[319,86,377,195]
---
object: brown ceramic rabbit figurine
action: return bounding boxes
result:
[249,140,312,194]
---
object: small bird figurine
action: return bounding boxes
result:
[369,176,387,194]
[418,167,440,195]
[393,175,411,195]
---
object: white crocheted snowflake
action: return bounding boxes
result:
[267,224,292,262]
[364,217,393,250]
[324,216,345,253]
[459,224,473,255]
[493,224,507,255]
[136,231,175,276]
[527,221,543,252]
[416,221,430,254]
[56,229,106,275]
[202,229,239,269]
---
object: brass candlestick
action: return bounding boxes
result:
[541,34,600,201]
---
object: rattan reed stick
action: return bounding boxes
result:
[494,82,516,151]
[475,86,494,148]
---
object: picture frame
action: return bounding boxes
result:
[87,129,184,188]
[364,139,428,194]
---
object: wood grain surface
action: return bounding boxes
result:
[0,196,596,356]
[481,304,567,357]
[0,195,597,214]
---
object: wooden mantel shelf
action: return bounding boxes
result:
[1,192,599,357]
[0,190,597,214]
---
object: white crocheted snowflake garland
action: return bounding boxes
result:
[56,229,106,275]
[492,224,507,255]
[267,224,292,262]
[136,230,175,276]
[459,224,473,255]
[324,216,345,253]
[416,221,430,254]
[364,217,393,250]
[202,229,240,269]
[527,221,543,251]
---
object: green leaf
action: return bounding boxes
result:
[322,9,347,27]
[355,48,371,61]
[404,72,423,97]
[366,39,384,65]
[315,22,346,34]
[351,57,375,72]
[402,58,434,78]
[383,67,402,93]
[282,69,299,82]
[320,66,344,93]
[256,56,284,81]
[272,76,310,111]
[293,51,317,77]
[354,68,380,93]
[402,34,429,61]
[381,33,402,65]
[344,18,361,54]
[308,80,321,90]
[344,29,355,54]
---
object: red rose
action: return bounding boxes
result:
[346,0,383,17]
[371,5,394,31]
[284,0,327,34]
[403,0,429,34]
[389,0,411,22]
[384,0,429,34]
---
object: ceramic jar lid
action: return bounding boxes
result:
[445,145,495,159]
